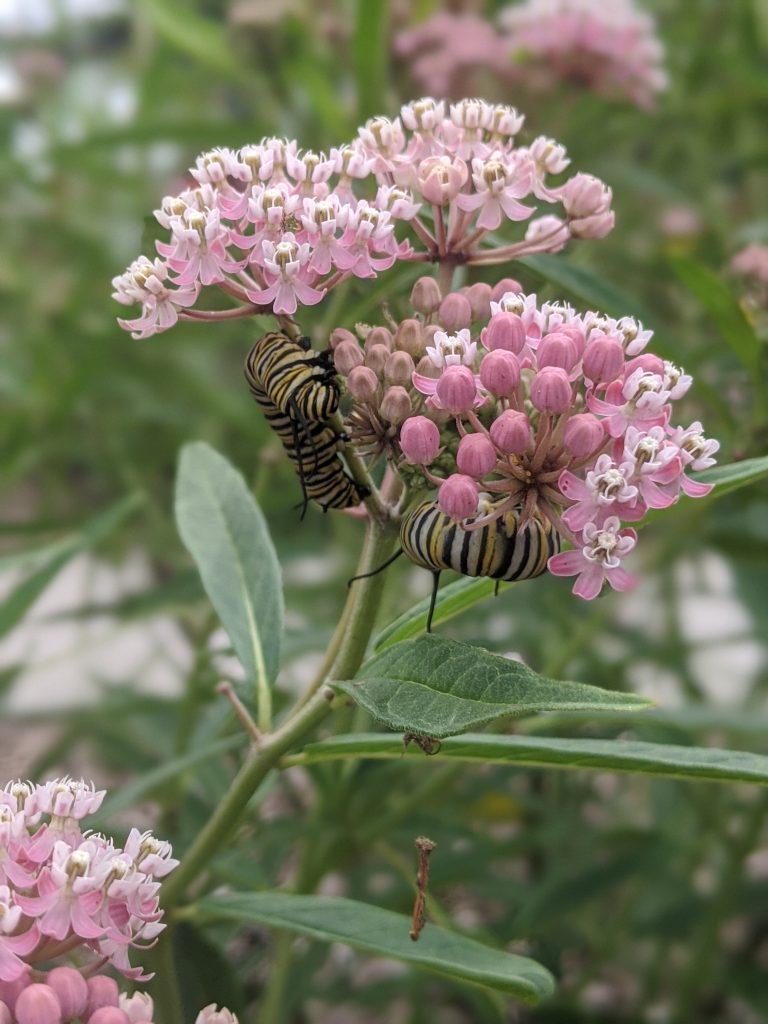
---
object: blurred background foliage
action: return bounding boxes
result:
[1,0,768,1021]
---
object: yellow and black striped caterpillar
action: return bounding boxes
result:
[351,499,561,631]
[244,333,363,515]
[246,331,341,423]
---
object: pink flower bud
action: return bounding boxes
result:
[479,350,520,397]
[384,350,415,385]
[0,1002,11,1024]
[346,365,379,402]
[410,276,442,314]
[415,355,440,379]
[570,211,615,239]
[88,1010,130,1024]
[86,976,119,1017]
[435,365,477,414]
[380,386,412,425]
[537,332,579,371]
[364,343,390,375]
[438,292,472,331]
[482,313,526,354]
[394,318,424,357]
[0,974,31,1014]
[364,326,393,352]
[119,993,154,1024]
[582,334,624,383]
[438,474,479,520]
[417,155,467,205]
[194,1004,238,1024]
[400,416,440,464]
[489,409,533,454]
[563,413,605,458]
[15,985,62,1024]
[625,353,664,376]
[561,173,612,219]
[456,433,497,478]
[554,323,586,357]
[333,340,364,375]
[490,278,523,302]
[46,969,88,1021]
[463,283,492,323]
[330,327,357,350]
[530,366,572,413]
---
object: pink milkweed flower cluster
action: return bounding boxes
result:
[112,98,614,338]
[499,0,668,109]
[395,287,718,600]
[731,244,768,287]
[0,778,177,990]
[0,970,238,1024]
[394,14,514,98]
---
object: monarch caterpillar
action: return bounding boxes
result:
[244,335,362,514]
[351,498,561,631]
[247,330,341,424]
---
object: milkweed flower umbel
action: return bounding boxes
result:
[500,0,668,109]
[113,98,614,338]
[0,777,177,986]
[336,286,718,600]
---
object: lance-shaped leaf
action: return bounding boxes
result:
[175,442,283,697]
[335,635,650,738]
[188,892,555,1004]
[294,733,768,787]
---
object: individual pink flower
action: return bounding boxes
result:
[549,517,638,599]
[112,258,199,340]
[247,235,326,314]
[455,154,535,230]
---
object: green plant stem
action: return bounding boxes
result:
[670,792,768,1023]
[162,513,398,912]
[150,922,184,1024]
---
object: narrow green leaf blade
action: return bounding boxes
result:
[137,0,246,80]
[189,892,555,1003]
[668,254,763,375]
[336,636,650,738]
[693,455,768,497]
[296,733,768,786]
[354,0,390,121]
[374,577,501,652]
[175,442,283,687]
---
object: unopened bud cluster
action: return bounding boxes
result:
[383,288,718,600]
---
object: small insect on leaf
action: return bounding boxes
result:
[403,732,442,757]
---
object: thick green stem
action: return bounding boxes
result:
[162,513,397,911]
[150,923,184,1024]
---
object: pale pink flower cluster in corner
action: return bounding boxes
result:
[0,970,239,1024]
[0,777,177,991]
[393,285,717,600]
[500,0,668,109]
[113,98,615,338]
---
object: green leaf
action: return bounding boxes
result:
[519,255,657,329]
[354,0,390,121]
[137,0,246,80]
[0,494,142,641]
[188,892,555,1004]
[668,254,763,376]
[336,635,650,738]
[295,733,768,787]
[694,455,768,498]
[375,577,502,652]
[174,442,284,710]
